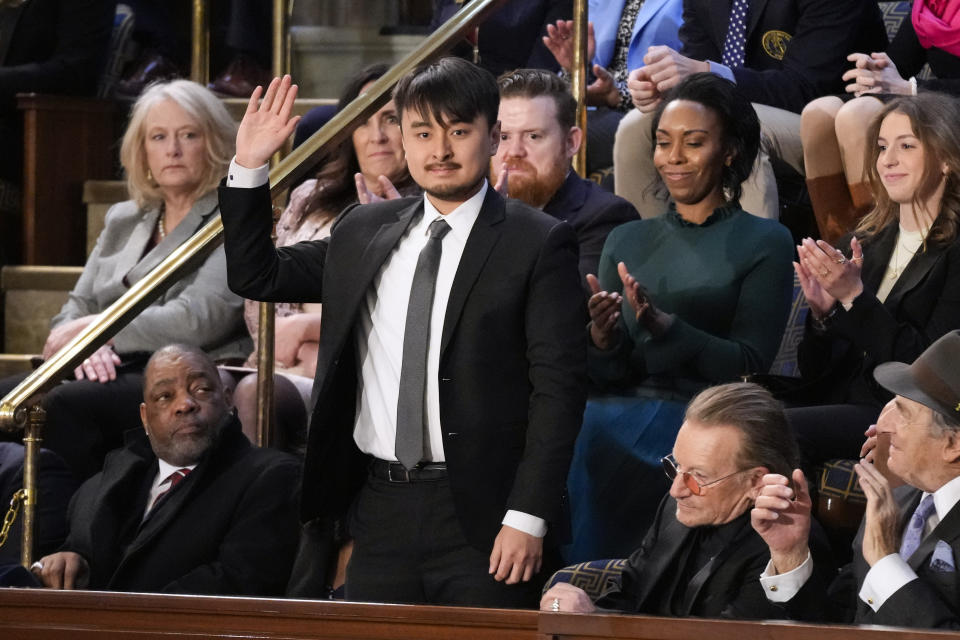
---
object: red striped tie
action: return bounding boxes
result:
[150,468,191,510]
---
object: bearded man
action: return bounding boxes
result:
[492,68,638,293]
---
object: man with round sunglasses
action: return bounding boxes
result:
[542,382,833,616]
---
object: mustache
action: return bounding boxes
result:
[425,162,461,171]
[502,159,536,173]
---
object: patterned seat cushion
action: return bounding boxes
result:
[543,558,629,599]
[819,458,867,504]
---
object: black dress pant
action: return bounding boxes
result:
[345,473,545,608]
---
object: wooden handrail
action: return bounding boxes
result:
[1,588,956,640]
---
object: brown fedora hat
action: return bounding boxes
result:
[874,330,960,425]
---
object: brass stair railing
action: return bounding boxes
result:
[0,0,521,570]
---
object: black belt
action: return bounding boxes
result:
[370,458,448,483]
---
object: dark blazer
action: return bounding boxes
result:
[798,222,960,408]
[679,0,887,113]
[595,495,828,618]
[543,171,639,292]
[61,416,300,595]
[790,485,960,628]
[219,184,588,551]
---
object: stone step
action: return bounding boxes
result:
[2,266,83,355]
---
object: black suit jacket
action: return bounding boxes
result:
[595,495,829,618]
[61,416,300,595]
[789,486,960,628]
[679,0,887,113]
[219,183,588,551]
[543,171,639,293]
[798,222,960,408]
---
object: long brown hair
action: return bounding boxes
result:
[304,63,414,218]
[856,93,960,246]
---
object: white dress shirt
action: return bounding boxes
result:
[760,474,960,611]
[226,159,546,538]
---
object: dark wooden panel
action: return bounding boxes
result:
[18,94,120,266]
[0,589,540,640]
[539,612,959,640]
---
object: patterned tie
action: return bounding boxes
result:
[395,217,451,470]
[899,494,936,560]
[150,468,191,511]
[721,0,750,69]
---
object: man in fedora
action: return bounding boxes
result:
[752,330,960,628]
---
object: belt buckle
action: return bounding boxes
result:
[387,464,410,483]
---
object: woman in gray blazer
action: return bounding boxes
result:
[2,80,249,480]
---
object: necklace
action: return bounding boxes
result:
[888,230,921,279]
[157,210,166,240]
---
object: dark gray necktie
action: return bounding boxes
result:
[395,217,451,470]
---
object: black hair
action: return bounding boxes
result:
[392,57,499,131]
[497,68,577,132]
[650,73,761,204]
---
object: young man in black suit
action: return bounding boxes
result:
[218,58,587,606]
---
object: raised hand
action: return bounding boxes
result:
[236,75,301,168]
[751,469,812,574]
[586,273,622,350]
[355,173,402,204]
[855,459,901,566]
[542,20,596,73]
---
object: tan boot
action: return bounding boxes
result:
[807,173,861,244]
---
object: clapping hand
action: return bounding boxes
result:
[236,75,301,169]
[795,236,864,317]
[586,273,622,350]
[542,19,596,73]
[855,458,901,566]
[355,173,402,204]
[751,469,812,574]
[617,262,673,337]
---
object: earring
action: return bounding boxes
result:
[146,169,153,183]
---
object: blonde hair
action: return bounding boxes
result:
[856,94,960,247]
[120,80,236,208]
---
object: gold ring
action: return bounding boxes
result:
[820,270,829,277]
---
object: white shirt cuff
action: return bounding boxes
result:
[707,61,736,83]
[227,157,270,188]
[759,551,813,602]
[859,553,918,612]
[502,510,547,538]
